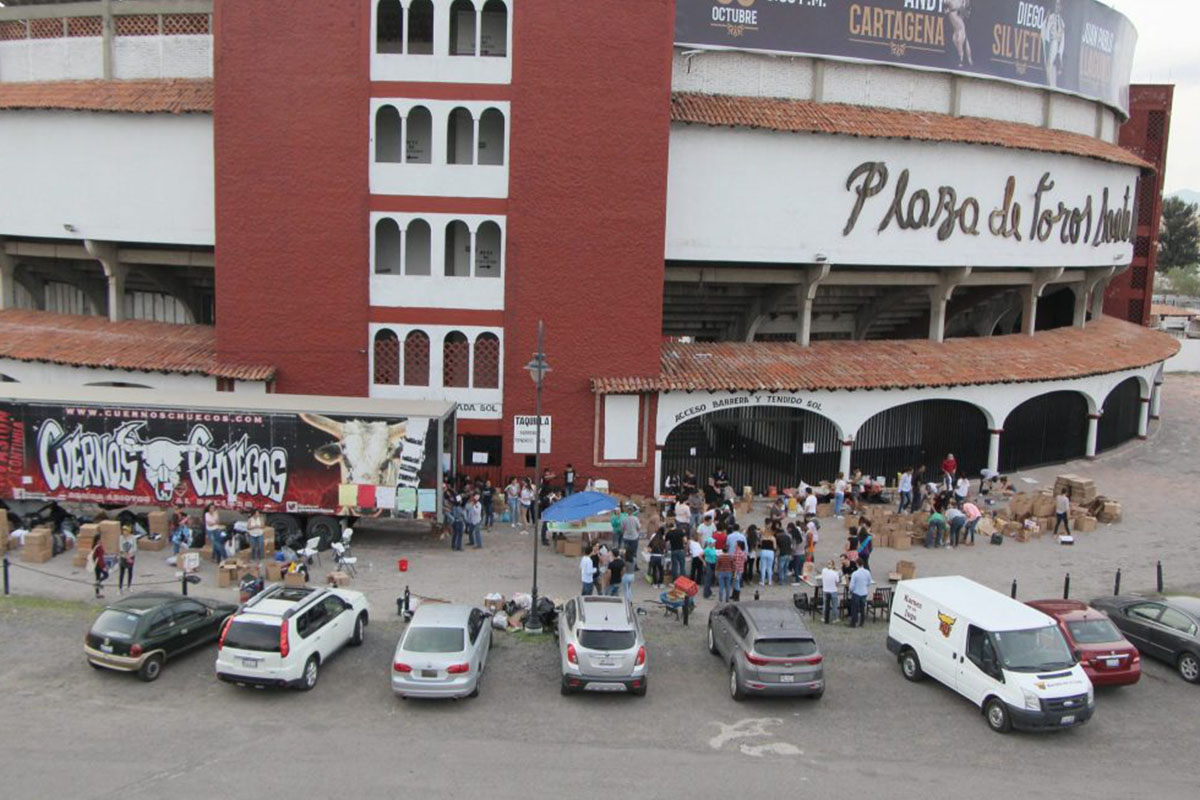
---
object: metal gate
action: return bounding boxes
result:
[1097,377,1142,453]
[1000,392,1088,472]
[661,406,840,495]
[852,400,988,483]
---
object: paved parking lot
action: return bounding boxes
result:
[2,375,1199,798]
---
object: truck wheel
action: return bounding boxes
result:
[900,649,923,682]
[306,515,340,549]
[984,698,1012,733]
[1178,651,1200,683]
[267,514,301,549]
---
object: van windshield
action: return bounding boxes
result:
[993,626,1074,672]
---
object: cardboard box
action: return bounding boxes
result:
[895,560,917,581]
[893,532,912,550]
[484,594,505,613]
[1031,492,1056,518]
[326,571,351,587]
[265,562,284,582]
[561,540,583,558]
[140,535,166,551]
[284,570,307,588]
[98,520,121,552]
[217,565,238,588]
[816,502,833,519]
[21,547,52,563]
[262,527,276,554]
[148,511,170,536]
[554,538,566,554]
[1076,515,1097,532]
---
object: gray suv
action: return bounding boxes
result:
[557,596,647,696]
[708,601,824,701]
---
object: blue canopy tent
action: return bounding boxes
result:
[542,491,620,523]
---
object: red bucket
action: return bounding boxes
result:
[398,558,409,572]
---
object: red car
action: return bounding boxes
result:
[1027,600,1141,686]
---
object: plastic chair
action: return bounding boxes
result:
[341,528,354,558]
[331,542,358,577]
[299,536,321,566]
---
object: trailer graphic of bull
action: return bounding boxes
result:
[300,413,429,489]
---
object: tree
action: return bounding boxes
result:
[1158,196,1200,271]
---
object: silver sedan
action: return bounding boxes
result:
[391,603,492,699]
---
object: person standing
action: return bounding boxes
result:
[744,524,759,585]
[848,560,872,628]
[607,552,625,597]
[1041,0,1066,88]
[648,528,666,588]
[481,480,496,529]
[247,508,266,561]
[697,511,716,545]
[89,537,109,599]
[519,481,535,526]
[205,504,225,563]
[856,525,873,569]
[820,559,841,624]
[731,541,747,600]
[725,524,746,555]
[466,493,483,549]
[688,535,705,583]
[962,501,982,545]
[580,546,595,595]
[666,525,686,581]
[946,506,966,548]
[686,489,704,534]
[715,549,734,603]
[803,487,818,518]
[449,495,466,551]
[673,498,692,537]
[775,525,794,587]
[833,473,847,517]
[171,513,192,555]
[117,525,137,593]
[1053,488,1072,536]
[702,538,718,598]
[758,528,776,587]
[563,463,576,496]
[621,508,643,567]
[505,477,521,525]
[897,468,913,513]
[621,549,637,603]
[941,453,958,491]
[955,475,970,507]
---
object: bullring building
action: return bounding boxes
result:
[0,0,1179,495]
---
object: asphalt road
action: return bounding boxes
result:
[1,592,1197,800]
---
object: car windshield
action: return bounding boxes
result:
[223,621,280,653]
[92,610,140,639]
[993,626,1075,672]
[579,630,636,651]
[754,638,817,658]
[403,627,465,653]
[1067,618,1123,645]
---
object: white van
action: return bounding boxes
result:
[887,576,1094,733]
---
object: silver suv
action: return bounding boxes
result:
[708,601,824,701]
[557,596,647,696]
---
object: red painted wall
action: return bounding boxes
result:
[1108,85,1174,326]
[501,1,675,494]
[213,0,369,394]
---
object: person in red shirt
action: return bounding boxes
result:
[713,527,728,553]
[941,453,958,489]
[90,539,109,599]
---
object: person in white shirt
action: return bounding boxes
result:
[697,512,717,544]
[848,562,872,627]
[833,473,847,517]
[580,546,596,595]
[1053,489,1072,536]
[688,536,705,583]
[897,468,913,513]
[954,476,970,507]
[674,499,692,536]
[820,560,841,624]
[803,487,818,517]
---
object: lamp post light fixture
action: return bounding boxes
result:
[523,320,551,633]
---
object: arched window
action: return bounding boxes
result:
[443,331,470,388]
[405,219,432,275]
[404,330,430,386]
[373,329,400,385]
[480,0,507,56]
[473,333,500,389]
[407,0,434,55]
[447,107,475,165]
[477,108,505,166]
[444,220,471,277]
[405,105,432,164]
[375,218,402,275]
[475,221,501,277]
[449,0,477,56]
[375,105,403,162]
[376,0,404,53]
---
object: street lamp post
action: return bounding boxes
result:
[524,320,551,633]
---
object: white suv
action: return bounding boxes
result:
[215,584,370,690]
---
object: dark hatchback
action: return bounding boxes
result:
[1089,595,1200,684]
[85,593,238,682]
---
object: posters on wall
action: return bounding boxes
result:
[676,0,1136,113]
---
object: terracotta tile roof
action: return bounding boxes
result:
[671,93,1152,170]
[0,79,213,114]
[0,310,274,381]
[592,317,1179,394]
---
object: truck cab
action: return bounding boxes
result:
[887,576,1094,733]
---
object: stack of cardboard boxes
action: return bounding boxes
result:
[20,526,53,563]
[74,524,99,568]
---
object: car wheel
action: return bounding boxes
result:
[631,679,647,697]
[560,675,573,696]
[984,698,1012,734]
[350,613,366,646]
[137,654,164,683]
[299,656,319,691]
[468,671,481,698]
[900,649,923,682]
[808,689,824,700]
[730,664,745,701]
[708,624,721,655]
[1178,651,1200,684]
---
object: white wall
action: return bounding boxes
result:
[0,35,212,82]
[0,111,214,245]
[666,124,1138,268]
[0,358,268,395]
[603,395,640,461]
[1165,338,1200,373]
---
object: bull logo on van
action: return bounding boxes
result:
[937,611,957,638]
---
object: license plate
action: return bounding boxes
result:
[1060,715,1075,725]
[585,682,625,692]
[1105,658,1119,668]
[780,674,795,683]
[421,669,438,678]
[241,658,258,668]
[99,644,113,654]
[597,660,616,668]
